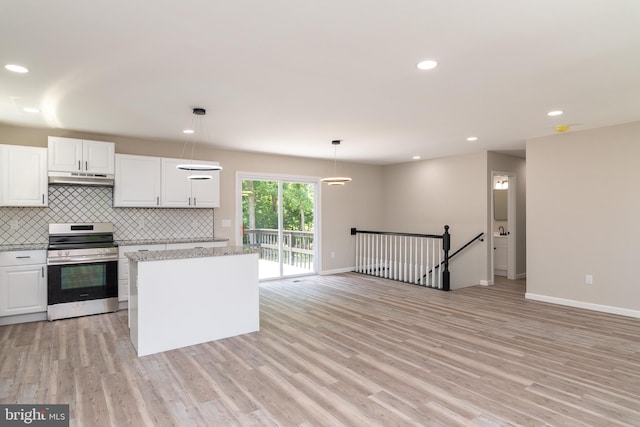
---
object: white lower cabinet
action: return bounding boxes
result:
[118,244,165,303]
[0,251,47,317]
[494,236,507,276]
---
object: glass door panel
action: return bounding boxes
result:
[242,179,281,280]
[241,178,316,280]
[281,182,315,277]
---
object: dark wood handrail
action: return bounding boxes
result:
[419,232,484,285]
[350,228,443,239]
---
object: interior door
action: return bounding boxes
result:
[241,177,316,280]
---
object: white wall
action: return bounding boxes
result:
[526,121,640,316]
[381,152,489,289]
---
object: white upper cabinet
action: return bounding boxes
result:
[48,136,115,174]
[0,145,48,207]
[161,158,191,207]
[114,154,161,207]
[161,158,220,208]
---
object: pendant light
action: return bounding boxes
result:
[321,140,352,186]
[177,107,223,180]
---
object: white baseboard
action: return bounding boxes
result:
[516,273,527,279]
[479,280,494,286]
[0,311,47,326]
[319,267,356,275]
[525,293,640,319]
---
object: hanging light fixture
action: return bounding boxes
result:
[321,140,352,186]
[177,107,223,180]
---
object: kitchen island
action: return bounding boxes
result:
[127,246,259,356]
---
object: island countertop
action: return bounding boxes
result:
[125,245,257,263]
[116,237,229,246]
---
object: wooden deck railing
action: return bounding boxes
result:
[243,229,314,270]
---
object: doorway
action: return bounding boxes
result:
[238,173,318,280]
[491,172,517,281]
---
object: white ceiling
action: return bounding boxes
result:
[2,1,640,165]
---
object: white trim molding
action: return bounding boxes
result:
[479,280,494,286]
[320,267,356,276]
[525,293,640,319]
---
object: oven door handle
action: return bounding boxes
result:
[47,255,118,265]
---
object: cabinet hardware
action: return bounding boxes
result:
[156,196,159,205]
[85,161,88,170]
[42,194,45,204]
[78,160,81,171]
[16,256,31,259]
[194,197,196,206]
[42,267,44,277]
[138,250,149,252]
[189,197,191,206]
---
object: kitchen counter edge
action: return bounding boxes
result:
[0,243,48,252]
[126,246,257,262]
[116,238,229,246]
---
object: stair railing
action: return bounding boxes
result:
[351,226,484,291]
[351,225,452,290]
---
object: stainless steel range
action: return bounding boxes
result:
[47,223,118,321]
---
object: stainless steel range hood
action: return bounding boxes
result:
[48,171,115,186]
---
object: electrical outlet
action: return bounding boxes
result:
[221,219,232,228]
[585,274,593,285]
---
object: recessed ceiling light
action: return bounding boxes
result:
[183,129,194,134]
[412,155,421,160]
[466,136,478,142]
[5,64,29,73]
[23,107,40,113]
[417,60,438,70]
[547,110,563,117]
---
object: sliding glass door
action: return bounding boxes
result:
[240,175,317,280]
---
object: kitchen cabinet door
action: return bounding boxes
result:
[114,154,161,207]
[161,158,191,207]
[48,136,83,172]
[0,145,48,207]
[48,136,114,174]
[118,244,165,303]
[161,158,220,208]
[0,264,47,317]
[83,139,115,174]
[191,166,220,208]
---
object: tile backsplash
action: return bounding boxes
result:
[0,185,214,244]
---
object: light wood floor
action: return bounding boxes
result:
[1,273,639,426]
